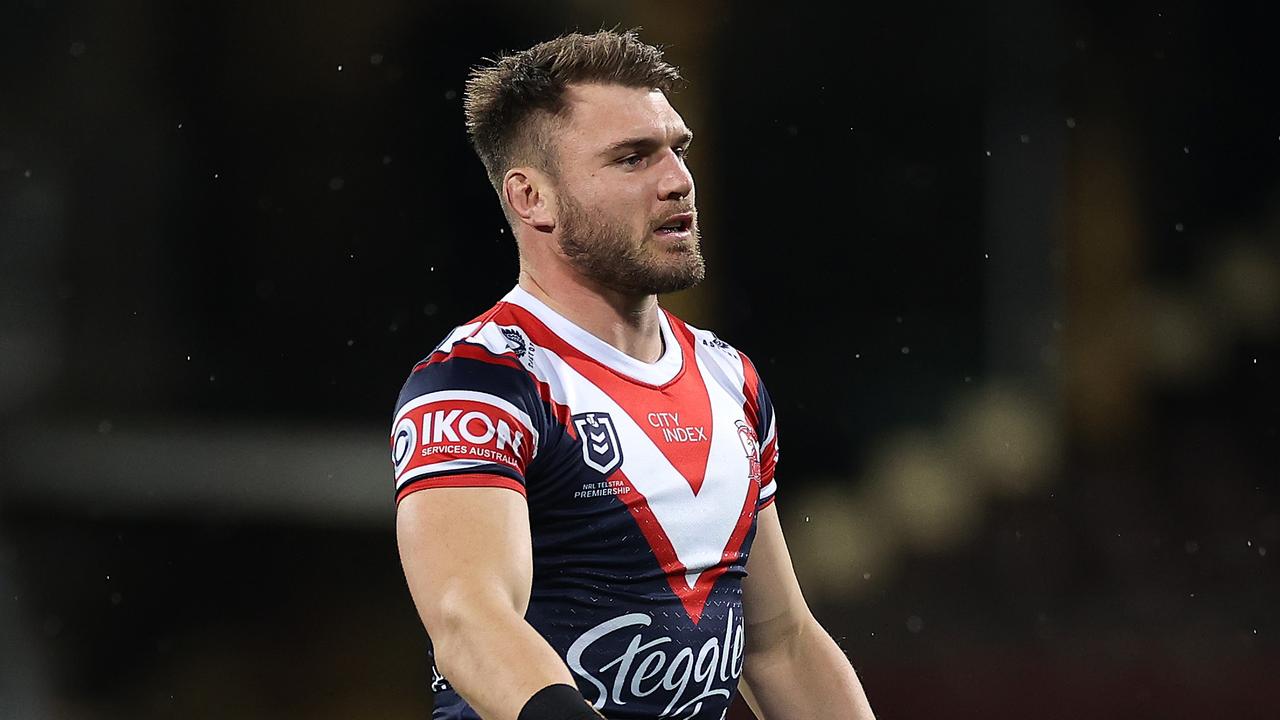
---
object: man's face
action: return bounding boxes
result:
[549,83,704,296]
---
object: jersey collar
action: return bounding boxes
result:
[501,285,684,386]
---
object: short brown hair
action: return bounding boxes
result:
[463,29,683,200]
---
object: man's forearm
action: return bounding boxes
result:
[431,596,588,720]
[742,618,875,720]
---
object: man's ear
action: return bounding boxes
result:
[503,168,556,232]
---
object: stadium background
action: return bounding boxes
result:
[2,1,1278,718]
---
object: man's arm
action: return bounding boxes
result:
[397,485,599,720]
[739,503,875,720]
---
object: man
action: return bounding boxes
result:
[392,30,876,720]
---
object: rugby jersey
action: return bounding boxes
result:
[391,285,779,720]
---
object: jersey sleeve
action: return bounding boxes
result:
[740,352,779,511]
[390,336,544,505]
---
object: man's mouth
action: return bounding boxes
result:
[655,212,694,237]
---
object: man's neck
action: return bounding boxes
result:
[517,267,664,364]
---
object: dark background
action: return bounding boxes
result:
[2,1,1278,718]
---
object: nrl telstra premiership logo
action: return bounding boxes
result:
[573,412,623,474]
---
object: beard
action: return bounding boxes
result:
[556,191,706,296]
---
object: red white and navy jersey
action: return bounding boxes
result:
[390,285,779,720]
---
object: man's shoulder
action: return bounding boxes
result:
[665,310,760,372]
[392,299,546,406]
[409,299,534,368]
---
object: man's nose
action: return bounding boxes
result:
[657,150,694,201]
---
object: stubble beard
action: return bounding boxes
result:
[556,192,706,296]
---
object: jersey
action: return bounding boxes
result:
[390,285,779,720]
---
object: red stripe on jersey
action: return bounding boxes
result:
[738,350,777,488]
[415,342,525,373]
[740,350,763,421]
[500,302,716,496]
[395,472,527,504]
[409,330,575,438]
[611,466,759,625]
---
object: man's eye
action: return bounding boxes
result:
[674,146,691,160]
[620,155,643,167]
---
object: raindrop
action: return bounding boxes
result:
[1065,117,1077,129]
[346,339,355,347]
[1174,222,1184,232]
[1183,146,1190,154]
[23,169,31,178]
[901,346,910,355]
[984,150,991,157]
[69,41,86,57]
[337,64,343,71]
[1019,134,1031,144]
[444,89,457,100]
[906,616,924,633]
[329,176,345,191]
[370,53,384,66]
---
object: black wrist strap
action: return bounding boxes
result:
[517,683,603,720]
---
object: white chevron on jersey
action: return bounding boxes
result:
[533,342,752,588]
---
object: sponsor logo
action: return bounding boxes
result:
[573,412,623,474]
[699,334,737,358]
[574,477,632,499]
[393,392,534,480]
[392,416,417,476]
[567,608,746,719]
[418,408,524,451]
[647,411,708,444]
[735,420,761,485]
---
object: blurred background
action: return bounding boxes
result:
[2,0,1278,718]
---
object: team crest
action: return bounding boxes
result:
[573,412,623,474]
[501,326,535,366]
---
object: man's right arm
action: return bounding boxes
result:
[397,485,599,720]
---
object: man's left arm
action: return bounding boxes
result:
[739,503,876,720]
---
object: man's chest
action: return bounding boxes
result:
[529,354,763,597]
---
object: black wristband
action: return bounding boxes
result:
[517,683,602,720]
